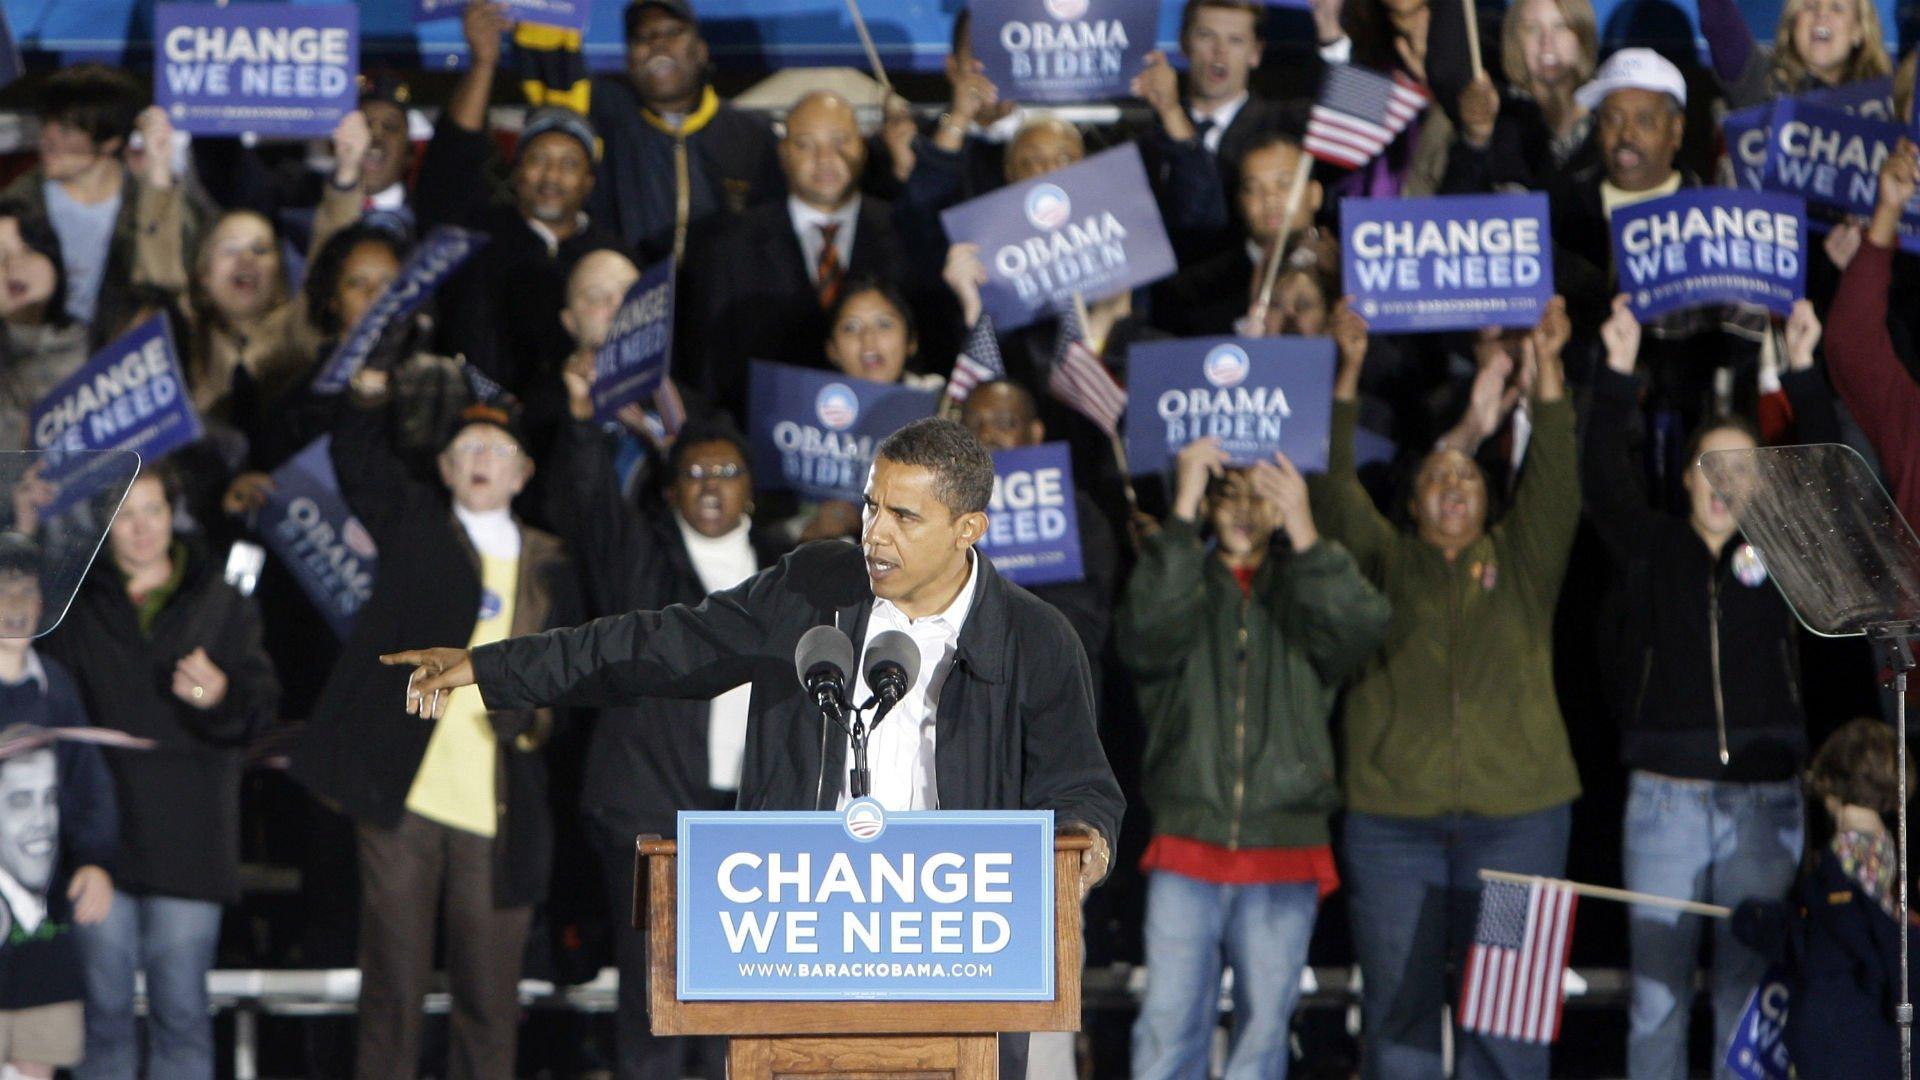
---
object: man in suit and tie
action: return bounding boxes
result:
[683,90,909,419]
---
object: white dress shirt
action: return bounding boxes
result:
[1190,91,1250,156]
[676,514,760,791]
[789,195,861,286]
[839,550,981,811]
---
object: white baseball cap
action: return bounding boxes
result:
[1574,47,1687,111]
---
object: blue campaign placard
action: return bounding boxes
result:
[969,0,1161,104]
[29,315,203,515]
[1723,106,1771,191]
[1124,336,1336,475]
[941,142,1176,332]
[591,257,674,424]
[312,226,488,394]
[1612,189,1807,320]
[677,802,1055,1001]
[1723,968,1791,1080]
[257,437,377,640]
[1340,193,1553,333]
[154,3,358,138]
[978,443,1084,588]
[1801,74,1896,120]
[0,4,21,91]
[1763,99,1920,250]
[747,361,941,504]
[414,0,593,31]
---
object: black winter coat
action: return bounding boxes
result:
[289,392,579,907]
[42,540,279,903]
[1585,366,1826,781]
[548,420,787,840]
[470,541,1124,853]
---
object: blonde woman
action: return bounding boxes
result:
[1702,0,1892,107]
[1425,0,1599,193]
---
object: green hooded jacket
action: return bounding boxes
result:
[1310,398,1583,818]
[1119,519,1391,849]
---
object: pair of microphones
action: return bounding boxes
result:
[794,625,922,800]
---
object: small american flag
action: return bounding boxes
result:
[1046,304,1127,436]
[946,315,1007,405]
[1460,878,1578,1044]
[1305,64,1430,170]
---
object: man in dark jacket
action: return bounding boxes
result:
[1121,437,1389,1078]
[683,90,907,417]
[418,1,621,399]
[290,376,578,1080]
[589,0,783,263]
[391,418,1124,1079]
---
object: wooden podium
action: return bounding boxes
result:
[636,833,1089,1080]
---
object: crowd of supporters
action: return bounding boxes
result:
[3,0,1920,1075]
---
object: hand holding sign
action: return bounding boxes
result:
[1171,436,1228,521]
[1130,51,1194,141]
[1601,294,1641,375]
[1870,137,1919,248]
[1330,299,1369,401]
[1784,299,1821,371]
[944,243,989,329]
[1250,453,1318,551]
[134,107,177,192]
[464,0,513,67]
[331,110,371,189]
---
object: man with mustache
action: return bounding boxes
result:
[385,417,1124,1080]
[588,0,782,263]
[416,0,621,398]
[684,91,909,417]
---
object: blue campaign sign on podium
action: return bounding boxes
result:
[676,802,1056,1001]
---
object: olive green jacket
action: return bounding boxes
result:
[1309,398,1583,818]
[1119,518,1390,848]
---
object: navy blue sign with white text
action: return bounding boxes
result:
[1724,106,1771,191]
[312,226,488,394]
[1723,969,1790,1080]
[1341,193,1553,333]
[970,0,1160,104]
[1124,336,1336,474]
[154,3,358,138]
[257,437,377,639]
[747,362,940,504]
[592,257,674,423]
[1611,190,1806,319]
[30,316,202,515]
[977,443,1084,587]
[413,0,593,31]
[941,142,1176,332]
[677,802,1055,1001]
[1763,99,1920,251]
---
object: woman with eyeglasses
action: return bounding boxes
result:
[550,358,787,1079]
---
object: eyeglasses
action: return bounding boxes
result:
[682,463,743,481]
[447,443,522,461]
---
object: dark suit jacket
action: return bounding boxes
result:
[683,197,906,418]
[470,541,1125,857]
[1153,246,1255,339]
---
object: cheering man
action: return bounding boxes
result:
[383,417,1123,1076]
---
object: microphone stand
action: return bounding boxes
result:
[847,692,906,800]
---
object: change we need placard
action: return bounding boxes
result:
[969,0,1160,104]
[155,3,358,138]
[976,443,1084,587]
[1125,336,1335,474]
[941,142,1176,332]
[677,802,1055,1001]
[257,437,377,640]
[30,316,202,515]
[1612,190,1806,319]
[1763,99,1920,251]
[747,362,940,504]
[592,257,674,424]
[413,0,593,31]
[1341,193,1553,333]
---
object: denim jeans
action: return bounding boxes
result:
[72,889,221,1080]
[1131,871,1320,1080]
[1623,771,1802,1080]
[1342,805,1572,1080]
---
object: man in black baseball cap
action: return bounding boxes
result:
[587,0,782,263]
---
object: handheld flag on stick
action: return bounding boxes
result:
[1048,298,1126,437]
[947,315,1009,406]
[1460,877,1579,1045]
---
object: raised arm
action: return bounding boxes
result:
[1582,294,1659,564]
[1496,298,1579,591]
[1306,301,1396,569]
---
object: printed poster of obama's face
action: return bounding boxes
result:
[0,747,57,897]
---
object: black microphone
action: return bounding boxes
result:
[861,629,921,726]
[794,625,855,729]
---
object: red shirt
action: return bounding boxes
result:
[1140,836,1341,897]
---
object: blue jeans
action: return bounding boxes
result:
[1342,805,1572,1080]
[1623,771,1802,1080]
[1131,871,1319,1080]
[73,889,221,1080]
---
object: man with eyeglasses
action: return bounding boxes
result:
[588,0,782,264]
[290,376,580,1080]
